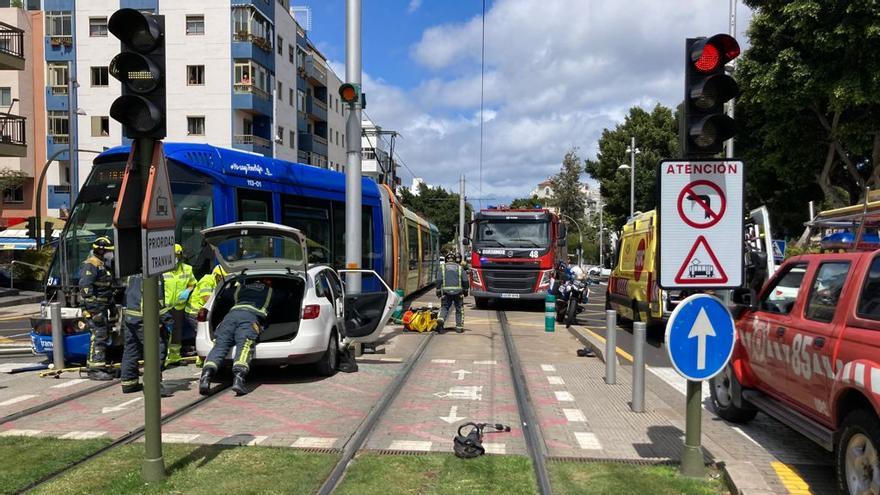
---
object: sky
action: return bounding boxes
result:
[296,0,753,205]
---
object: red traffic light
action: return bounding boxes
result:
[690,34,740,73]
[339,83,360,104]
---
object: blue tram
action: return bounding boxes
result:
[31,143,439,363]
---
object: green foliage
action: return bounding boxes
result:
[585,105,679,231]
[399,183,472,247]
[0,436,111,495]
[551,149,587,225]
[13,247,53,282]
[509,195,542,209]
[0,168,27,214]
[10,0,22,8]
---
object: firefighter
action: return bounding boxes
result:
[80,236,117,381]
[120,274,174,396]
[163,244,196,363]
[436,252,469,333]
[199,277,273,396]
[184,265,226,338]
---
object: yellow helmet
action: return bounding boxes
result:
[91,236,114,251]
[174,244,184,255]
[212,265,227,283]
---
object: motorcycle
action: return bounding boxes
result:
[555,276,590,327]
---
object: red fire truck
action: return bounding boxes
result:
[468,208,567,308]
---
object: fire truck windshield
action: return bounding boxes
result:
[475,220,550,248]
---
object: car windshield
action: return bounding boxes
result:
[475,220,550,248]
[214,234,305,269]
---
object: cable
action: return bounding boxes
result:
[478,0,486,209]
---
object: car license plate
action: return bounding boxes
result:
[501,293,520,299]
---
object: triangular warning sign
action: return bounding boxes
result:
[674,235,728,284]
[141,142,177,229]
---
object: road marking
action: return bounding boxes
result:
[292,437,337,448]
[541,364,556,372]
[770,461,812,495]
[452,369,471,380]
[378,357,403,363]
[482,442,506,454]
[473,360,497,365]
[389,440,432,451]
[548,376,565,385]
[0,394,36,406]
[102,397,142,414]
[439,406,466,424]
[0,429,40,437]
[554,391,574,402]
[574,432,602,450]
[563,408,586,422]
[60,431,107,440]
[433,386,483,401]
[216,434,267,446]
[163,433,199,443]
[50,378,88,389]
[579,326,635,362]
[431,359,456,364]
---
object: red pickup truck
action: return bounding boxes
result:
[710,250,880,494]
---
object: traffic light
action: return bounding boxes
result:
[108,8,165,139]
[339,83,365,108]
[683,34,740,156]
[24,216,36,240]
[43,221,53,243]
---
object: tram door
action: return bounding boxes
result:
[238,189,274,222]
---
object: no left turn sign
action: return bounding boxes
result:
[677,180,726,229]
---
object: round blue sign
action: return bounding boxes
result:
[665,294,736,381]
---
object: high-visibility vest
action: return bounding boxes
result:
[163,262,196,310]
[441,264,464,294]
[231,280,273,318]
[123,275,172,318]
[185,273,217,316]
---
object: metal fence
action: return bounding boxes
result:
[0,114,26,146]
[0,21,24,60]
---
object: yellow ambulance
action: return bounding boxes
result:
[607,210,670,323]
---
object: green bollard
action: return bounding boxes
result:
[545,294,556,332]
[392,289,405,320]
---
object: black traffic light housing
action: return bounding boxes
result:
[43,221,53,243]
[24,216,37,240]
[108,9,166,139]
[339,83,366,108]
[683,34,740,156]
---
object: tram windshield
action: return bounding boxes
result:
[46,158,215,288]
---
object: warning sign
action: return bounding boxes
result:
[141,142,176,229]
[659,160,743,289]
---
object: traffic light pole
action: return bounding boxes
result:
[344,0,363,292]
[138,137,165,482]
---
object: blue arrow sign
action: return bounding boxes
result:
[772,240,786,263]
[665,294,736,381]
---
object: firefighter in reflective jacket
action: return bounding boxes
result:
[200,277,273,396]
[120,274,174,396]
[436,252,469,333]
[184,265,226,332]
[163,244,197,362]
[80,236,117,380]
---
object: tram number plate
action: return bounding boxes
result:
[501,293,520,299]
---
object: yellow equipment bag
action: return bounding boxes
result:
[405,308,437,332]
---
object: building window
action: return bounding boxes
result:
[90,66,109,87]
[2,186,23,204]
[232,6,272,48]
[47,63,68,94]
[185,15,204,35]
[89,17,108,37]
[297,89,306,112]
[277,35,283,55]
[288,44,294,64]
[0,87,10,107]
[276,126,284,144]
[234,60,270,97]
[187,65,204,85]
[187,116,205,136]
[277,81,282,100]
[47,110,69,137]
[289,88,294,106]
[90,116,110,137]
[289,130,295,149]
[45,11,72,37]
[328,126,332,144]
[242,118,253,136]
[336,130,340,145]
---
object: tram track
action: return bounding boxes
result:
[0,379,119,426]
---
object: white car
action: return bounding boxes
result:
[195,221,398,375]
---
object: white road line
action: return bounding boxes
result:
[0,429,41,437]
[50,378,88,389]
[554,391,575,402]
[574,432,602,450]
[648,367,710,402]
[431,359,456,364]
[473,360,497,365]
[389,440,433,451]
[378,357,403,363]
[60,431,106,440]
[0,394,36,406]
[541,364,556,372]
[482,442,506,454]
[163,433,199,443]
[547,376,565,385]
[215,435,267,446]
[563,409,586,422]
[292,437,338,448]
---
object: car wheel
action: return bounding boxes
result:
[836,409,880,495]
[315,331,338,377]
[709,364,757,423]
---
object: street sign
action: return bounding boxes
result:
[113,147,143,278]
[141,142,176,229]
[665,294,736,381]
[659,160,744,289]
[772,240,786,264]
[142,228,175,277]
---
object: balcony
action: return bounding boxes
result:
[231,32,273,69]
[0,115,26,157]
[0,22,24,71]
[232,134,271,156]
[233,31,272,52]
[47,134,69,160]
[232,83,273,117]
[306,96,327,122]
[44,35,73,61]
[304,55,327,86]
[298,132,328,157]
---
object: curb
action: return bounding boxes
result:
[566,325,610,364]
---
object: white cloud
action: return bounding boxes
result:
[361,0,752,203]
[408,0,422,14]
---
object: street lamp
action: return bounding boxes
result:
[560,213,583,267]
[617,137,640,218]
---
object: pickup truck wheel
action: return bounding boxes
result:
[836,409,880,495]
[315,332,339,377]
[709,365,757,423]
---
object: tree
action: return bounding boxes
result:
[585,105,679,230]
[737,0,880,234]
[550,149,586,224]
[0,168,26,217]
[399,183,473,248]
[509,195,541,209]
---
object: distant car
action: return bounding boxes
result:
[195,221,398,375]
[587,266,611,280]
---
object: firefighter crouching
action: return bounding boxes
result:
[120,274,173,397]
[81,236,117,381]
[436,252,469,333]
[200,277,273,396]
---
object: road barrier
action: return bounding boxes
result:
[632,321,646,412]
[545,294,555,332]
[605,310,616,385]
[50,302,64,371]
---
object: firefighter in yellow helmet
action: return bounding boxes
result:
[163,244,196,363]
[80,236,118,380]
[184,264,227,339]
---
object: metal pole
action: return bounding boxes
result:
[67,65,78,206]
[630,136,635,217]
[344,0,363,292]
[632,321,646,412]
[50,302,64,371]
[725,0,737,159]
[605,310,616,385]
[599,200,604,268]
[459,174,465,255]
[681,380,705,477]
[137,138,165,481]
[808,200,815,220]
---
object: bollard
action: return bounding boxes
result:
[50,302,64,371]
[392,289,405,320]
[632,321,646,412]
[545,294,556,332]
[605,310,616,385]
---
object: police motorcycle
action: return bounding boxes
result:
[552,263,591,327]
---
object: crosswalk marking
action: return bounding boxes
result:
[554,391,574,402]
[547,376,565,385]
[60,431,106,440]
[389,440,432,451]
[163,433,199,443]
[563,408,586,422]
[0,429,41,437]
[50,378,88,389]
[540,364,556,372]
[482,442,506,454]
[574,432,602,450]
[292,437,338,448]
[473,360,497,365]
[215,435,267,446]
[431,359,456,364]
[0,394,36,406]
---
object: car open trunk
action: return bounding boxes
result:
[209,274,306,343]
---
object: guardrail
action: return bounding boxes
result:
[233,134,271,148]
[0,21,24,59]
[0,114,26,146]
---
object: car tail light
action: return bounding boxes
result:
[303,304,320,319]
[197,308,208,322]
